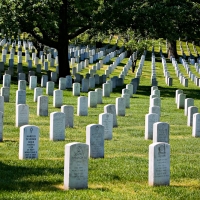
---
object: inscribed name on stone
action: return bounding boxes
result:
[19,125,39,159]
[64,142,89,190]
[153,122,169,143]
[148,142,170,186]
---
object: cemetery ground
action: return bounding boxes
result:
[1,40,200,199]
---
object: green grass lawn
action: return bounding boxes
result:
[0,40,200,199]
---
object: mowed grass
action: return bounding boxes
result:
[1,40,200,199]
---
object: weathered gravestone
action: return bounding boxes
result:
[3,74,11,87]
[192,113,200,137]
[145,113,159,140]
[149,106,160,121]
[86,124,104,158]
[177,93,186,109]
[73,83,80,96]
[41,75,48,87]
[1,87,10,102]
[64,142,89,190]
[103,83,110,97]
[116,97,125,116]
[77,96,88,116]
[29,76,37,90]
[19,125,39,159]
[0,111,3,141]
[104,104,117,127]
[16,90,26,105]
[0,96,4,113]
[37,95,48,116]
[46,81,54,96]
[153,122,169,143]
[34,87,43,102]
[81,78,89,92]
[18,80,26,90]
[50,112,65,141]
[99,113,113,140]
[184,98,194,116]
[16,104,29,127]
[59,77,66,90]
[187,106,198,126]
[95,88,103,104]
[148,142,170,186]
[122,94,130,108]
[61,105,74,128]
[53,90,63,108]
[175,89,183,104]
[88,91,97,108]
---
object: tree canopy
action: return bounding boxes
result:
[0,0,199,76]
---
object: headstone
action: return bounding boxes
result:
[18,73,26,81]
[59,77,66,90]
[29,76,37,90]
[86,124,104,158]
[153,122,169,143]
[149,106,160,120]
[41,75,48,87]
[77,96,88,116]
[16,90,26,105]
[18,80,26,91]
[95,88,103,104]
[184,98,194,116]
[34,87,43,102]
[64,142,89,190]
[53,90,63,108]
[50,112,65,141]
[122,94,130,108]
[46,81,54,96]
[81,78,89,92]
[177,93,186,109]
[103,83,110,97]
[0,96,4,113]
[116,97,125,116]
[3,74,11,87]
[192,113,200,137]
[187,106,198,126]
[175,89,183,103]
[88,91,97,108]
[37,96,48,116]
[0,111,3,141]
[16,104,29,127]
[104,104,117,127]
[99,113,113,140]
[73,83,80,96]
[19,125,39,159]
[126,84,133,97]
[145,113,159,140]
[66,76,72,89]
[150,97,161,108]
[1,87,10,102]
[61,105,74,128]
[148,142,170,186]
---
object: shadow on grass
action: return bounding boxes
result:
[0,161,63,192]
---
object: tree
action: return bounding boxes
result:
[0,0,121,78]
[128,0,200,58]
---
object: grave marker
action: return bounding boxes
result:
[19,125,39,159]
[64,142,89,190]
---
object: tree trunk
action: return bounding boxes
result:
[57,41,70,78]
[57,0,70,78]
[168,40,178,59]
